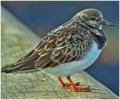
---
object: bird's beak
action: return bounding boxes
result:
[101,18,115,26]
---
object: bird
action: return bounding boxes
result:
[2,8,114,92]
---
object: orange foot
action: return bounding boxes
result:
[70,86,91,92]
[58,76,91,92]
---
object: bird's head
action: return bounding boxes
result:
[74,8,114,30]
[73,8,115,49]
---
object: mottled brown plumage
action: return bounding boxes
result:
[35,26,92,68]
[2,8,112,73]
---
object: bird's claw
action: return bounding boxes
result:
[71,86,91,92]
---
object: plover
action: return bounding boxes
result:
[2,8,114,92]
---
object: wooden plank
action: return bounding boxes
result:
[1,6,40,67]
[1,6,118,99]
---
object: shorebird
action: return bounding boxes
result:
[2,8,114,92]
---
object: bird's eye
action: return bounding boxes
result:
[91,17,96,21]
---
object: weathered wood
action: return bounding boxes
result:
[1,6,118,99]
[1,6,40,67]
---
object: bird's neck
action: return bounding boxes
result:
[91,31,107,49]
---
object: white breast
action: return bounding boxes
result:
[44,41,102,76]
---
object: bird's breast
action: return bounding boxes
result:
[43,41,102,76]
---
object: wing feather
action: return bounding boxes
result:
[2,22,93,73]
[35,27,92,68]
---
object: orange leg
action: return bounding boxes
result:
[58,76,71,89]
[66,76,90,92]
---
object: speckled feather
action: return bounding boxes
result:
[6,21,93,72]
[34,26,92,69]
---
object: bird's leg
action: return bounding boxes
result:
[58,76,80,89]
[58,76,71,89]
[66,76,91,92]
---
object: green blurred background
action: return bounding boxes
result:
[1,1,119,95]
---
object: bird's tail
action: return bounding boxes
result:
[1,60,35,73]
[2,50,39,73]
